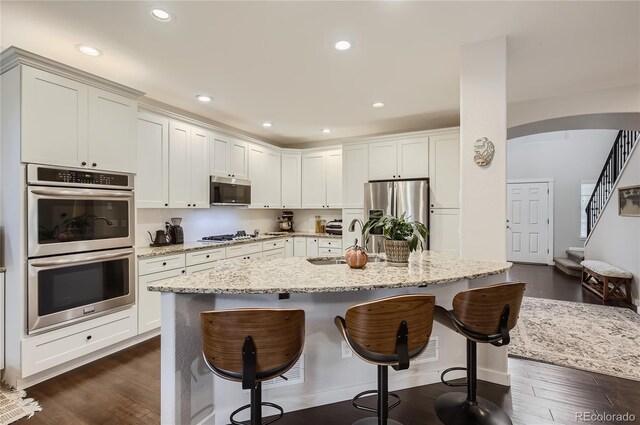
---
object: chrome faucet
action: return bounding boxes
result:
[348,219,368,252]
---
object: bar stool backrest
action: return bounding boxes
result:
[452,282,525,335]
[345,294,436,356]
[200,308,305,382]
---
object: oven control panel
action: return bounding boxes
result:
[31,166,132,188]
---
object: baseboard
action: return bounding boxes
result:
[16,329,160,389]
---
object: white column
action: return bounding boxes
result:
[460,36,508,262]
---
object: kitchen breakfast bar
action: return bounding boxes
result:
[148,251,512,425]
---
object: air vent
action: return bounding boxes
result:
[261,354,305,390]
[412,337,439,365]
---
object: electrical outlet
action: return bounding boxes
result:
[341,341,353,358]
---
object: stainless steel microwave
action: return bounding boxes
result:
[210,176,251,206]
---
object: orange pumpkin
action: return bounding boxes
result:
[345,246,368,269]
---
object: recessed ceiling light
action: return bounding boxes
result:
[196,95,212,103]
[76,44,102,56]
[334,40,351,51]
[372,102,385,108]
[322,128,331,134]
[262,122,273,128]
[151,8,172,21]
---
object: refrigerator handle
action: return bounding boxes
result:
[391,181,396,217]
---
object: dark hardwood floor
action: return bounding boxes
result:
[15,264,640,425]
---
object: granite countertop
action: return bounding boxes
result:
[148,250,511,294]
[136,232,341,259]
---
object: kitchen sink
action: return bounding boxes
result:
[307,256,386,265]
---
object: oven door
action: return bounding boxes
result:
[28,186,135,257]
[28,248,135,334]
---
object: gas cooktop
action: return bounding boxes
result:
[198,232,255,243]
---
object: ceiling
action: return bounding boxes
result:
[1,1,638,145]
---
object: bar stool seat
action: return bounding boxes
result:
[200,308,305,425]
[434,282,526,425]
[335,294,436,425]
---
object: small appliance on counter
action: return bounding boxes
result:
[148,229,170,247]
[167,217,184,244]
[277,211,294,232]
[325,219,343,235]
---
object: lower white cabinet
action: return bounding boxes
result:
[284,238,294,257]
[225,242,262,259]
[294,238,307,257]
[138,268,183,333]
[263,248,285,259]
[429,208,460,253]
[319,247,341,256]
[306,238,319,257]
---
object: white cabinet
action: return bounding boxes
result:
[225,242,262,259]
[21,66,137,172]
[138,268,183,334]
[284,237,294,257]
[281,152,302,208]
[263,248,285,259]
[301,149,342,209]
[306,238,319,257]
[429,208,460,253]
[368,137,429,181]
[210,136,248,179]
[0,272,4,370]
[429,132,460,209]
[249,144,281,208]
[342,209,364,249]
[169,121,210,208]
[294,238,307,257]
[137,113,169,208]
[342,144,368,208]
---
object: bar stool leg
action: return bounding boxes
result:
[435,340,512,425]
[353,366,403,425]
[251,383,262,425]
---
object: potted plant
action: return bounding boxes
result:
[362,213,427,266]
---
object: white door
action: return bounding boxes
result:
[507,182,550,264]
[137,113,169,208]
[301,152,326,208]
[169,121,190,208]
[189,127,209,208]
[429,208,460,253]
[284,238,294,257]
[138,268,183,334]
[281,152,302,208]
[342,144,368,208]
[294,238,307,257]
[325,149,343,208]
[306,238,319,256]
[368,141,397,180]
[397,137,429,179]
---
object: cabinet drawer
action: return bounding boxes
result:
[186,248,225,266]
[225,242,262,259]
[319,238,342,249]
[138,254,185,276]
[263,248,285,259]
[319,247,342,256]
[22,308,137,377]
[186,262,220,275]
[262,239,285,251]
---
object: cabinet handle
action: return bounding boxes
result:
[232,174,235,177]
[188,204,191,207]
[86,335,92,340]
[81,161,87,166]
[165,203,168,207]
[393,175,396,178]
[162,262,167,266]
[92,163,97,167]
[193,204,196,207]
[181,270,185,274]
[431,204,434,207]
[206,255,210,258]
[431,210,434,213]
[228,174,231,177]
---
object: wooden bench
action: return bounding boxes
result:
[581,260,633,302]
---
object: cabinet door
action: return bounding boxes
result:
[21,66,87,168]
[168,121,190,208]
[263,248,285,259]
[87,87,137,172]
[284,238,294,257]
[342,209,364,249]
[189,127,210,208]
[0,273,4,370]
[342,144,368,208]
[301,152,326,208]
[281,152,301,208]
[429,133,460,208]
[210,137,230,177]
[136,113,169,208]
[325,150,343,208]
[368,141,397,180]
[138,268,184,334]
[293,238,307,257]
[397,137,429,179]
[429,208,460,253]
[306,238,319,257]
[248,144,267,207]
[266,150,281,208]
[230,140,248,179]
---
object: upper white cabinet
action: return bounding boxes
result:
[368,137,429,181]
[281,151,302,208]
[210,136,248,179]
[21,66,137,173]
[429,132,460,209]
[342,144,368,208]
[137,113,169,208]
[302,149,342,209]
[169,121,210,208]
[249,144,281,208]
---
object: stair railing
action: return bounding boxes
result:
[586,129,639,236]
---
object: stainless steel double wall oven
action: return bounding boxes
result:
[26,164,135,334]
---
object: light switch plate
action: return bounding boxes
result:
[341,341,353,358]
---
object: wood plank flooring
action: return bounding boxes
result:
[14,264,640,425]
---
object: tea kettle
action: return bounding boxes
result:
[148,230,169,246]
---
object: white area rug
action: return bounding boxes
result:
[0,382,42,425]
[509,297,640,382]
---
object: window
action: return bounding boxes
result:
[580,181,596,239]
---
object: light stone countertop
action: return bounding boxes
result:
[148,250,511,294]
[136,232,341,259]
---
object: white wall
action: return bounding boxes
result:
[585,143,640,306]
[507,130,618,256]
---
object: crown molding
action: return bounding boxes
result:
[0,46,144,100]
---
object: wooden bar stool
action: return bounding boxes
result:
[434,282,526,425]
[200,308,305,425]
[335,294,436,425]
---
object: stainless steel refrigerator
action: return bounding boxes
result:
[364,179,429,253]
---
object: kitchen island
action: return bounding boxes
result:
[149,251,511,425]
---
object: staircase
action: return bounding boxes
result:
[554,248,584,277]
[586,129,639,236]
